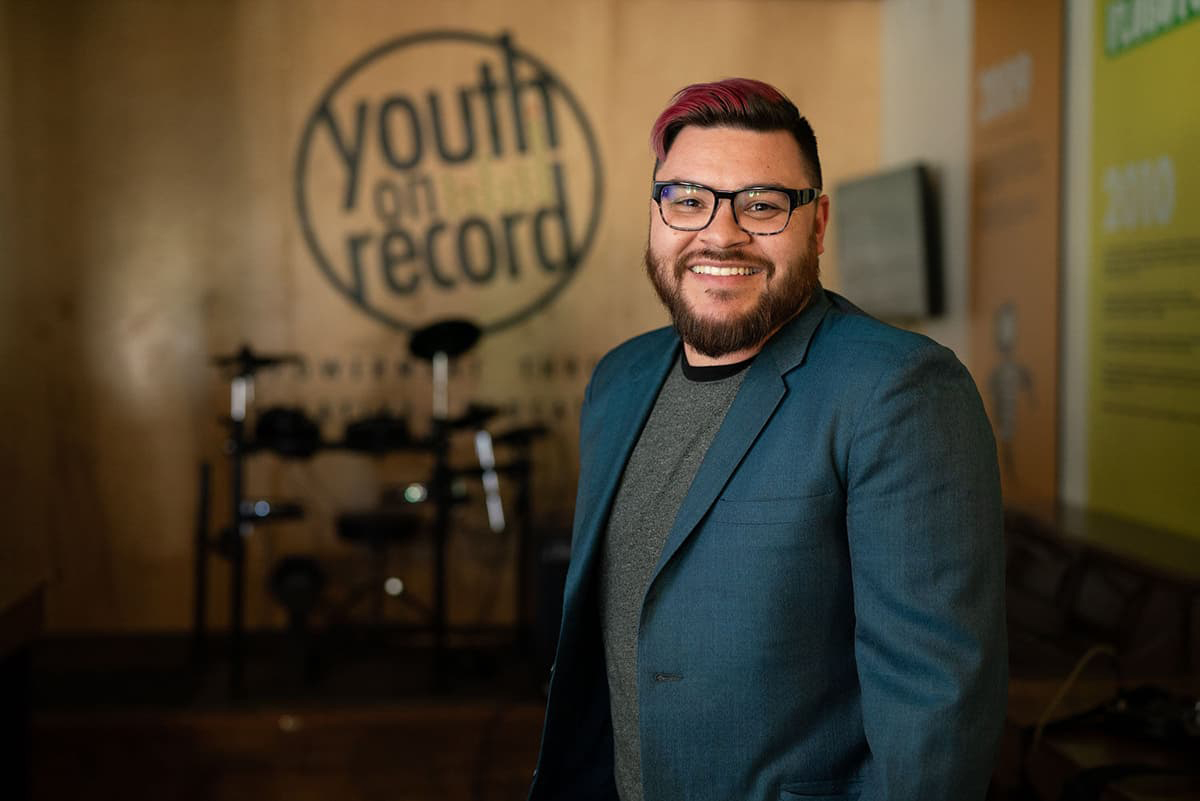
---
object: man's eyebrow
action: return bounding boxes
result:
[656,179,795,191]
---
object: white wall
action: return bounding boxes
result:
[879,0,974,361]
[881,0,1091,505]
[1060,0,1092,506]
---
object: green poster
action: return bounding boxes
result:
[1090,0,1200,536]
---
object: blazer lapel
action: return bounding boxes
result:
[646,361,785,587]
[561,334,680,618]
[646,290,834,588]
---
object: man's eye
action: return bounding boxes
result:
[740,191,789,217]
[670,196,710,210]
[744,202,785,218]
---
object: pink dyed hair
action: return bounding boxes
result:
[649,78,822,187]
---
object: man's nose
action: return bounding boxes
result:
[699,199,752,248]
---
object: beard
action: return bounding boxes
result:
[644,237,820,358]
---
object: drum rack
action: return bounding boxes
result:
[193,331,545,699]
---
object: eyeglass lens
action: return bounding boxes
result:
[658,184,793,234]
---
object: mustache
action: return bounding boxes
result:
[674,248,774,279]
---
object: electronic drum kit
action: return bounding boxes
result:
[193,319,548,697]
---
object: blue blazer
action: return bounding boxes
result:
[530,290,1007,801]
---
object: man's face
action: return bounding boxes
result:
[646,126,830,359]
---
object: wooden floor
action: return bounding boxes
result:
[29,633,549,801]
[31,618,1199,801]
[33,701,545,801]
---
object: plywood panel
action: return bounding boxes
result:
[0,0,52,614]
[1,0,880,631]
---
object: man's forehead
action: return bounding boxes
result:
[656,125,811,184]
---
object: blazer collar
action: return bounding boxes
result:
[759,286,832,378]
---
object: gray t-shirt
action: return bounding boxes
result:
[599,355,750,801]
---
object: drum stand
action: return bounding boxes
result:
[194,346,302,699]
[194,330,525,697]
[410,320,502,687]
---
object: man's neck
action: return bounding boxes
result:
[683,342,763,367]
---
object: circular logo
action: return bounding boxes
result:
[295,30,603,334]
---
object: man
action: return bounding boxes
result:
[529,78,1007,801]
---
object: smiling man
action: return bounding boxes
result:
[529,79,1007,801]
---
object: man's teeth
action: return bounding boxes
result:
[689,265,759,276]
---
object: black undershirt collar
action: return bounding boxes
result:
[680,349,756,382]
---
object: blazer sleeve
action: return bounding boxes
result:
[844,343,1007,801]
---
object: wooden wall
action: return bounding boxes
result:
[0,0,880,632]
[0,1,52,617]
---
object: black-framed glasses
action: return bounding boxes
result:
[651,181,821,236]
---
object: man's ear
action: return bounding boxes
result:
[812,194,831,255]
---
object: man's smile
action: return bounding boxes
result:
[675,249,774,284]
[688,264,763,276]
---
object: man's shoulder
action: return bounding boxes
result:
[602,325,679,362]
[814,291,959,370]
[587,325,678,395]
[792,290,978,405]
